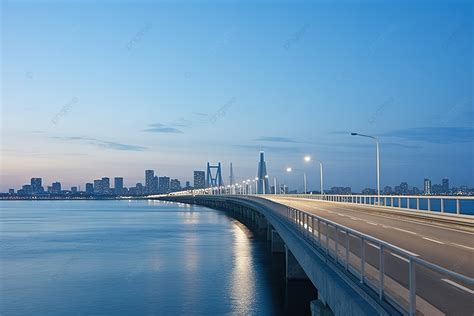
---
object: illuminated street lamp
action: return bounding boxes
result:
[286,167,307,194]
[351,132,381,204]
[304,155,324,195]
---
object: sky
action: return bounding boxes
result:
[1,0,473,192]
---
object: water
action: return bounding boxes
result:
[0,200,316,315]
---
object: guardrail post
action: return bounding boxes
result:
[360,238,365,283]
[427,198,431,212]
[326,223,329,258]
[440,198,444,213]
[335,226,339,263]
[398,197,401,208]
[379,245,384,300]
[416,198,420,210]
[409,258,416,316]
[456,199,460,215]
[318,219,321,245]
[391,197,393,207]
[345,231,349,270]
[407,198,410,209]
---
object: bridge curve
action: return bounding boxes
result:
[156,194,474,316]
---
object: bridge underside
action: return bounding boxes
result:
[159,195,399,316]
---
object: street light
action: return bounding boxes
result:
[286,167,307,194]
[351,132,381,204]
[304,155,324,195]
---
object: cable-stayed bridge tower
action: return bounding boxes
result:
[207,162,223,187]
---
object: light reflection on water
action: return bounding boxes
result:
[0,199,313,315]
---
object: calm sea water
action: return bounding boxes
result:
[0,200,315,315]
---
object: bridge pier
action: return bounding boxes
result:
[271,229,285,253]
[285,245,308,280]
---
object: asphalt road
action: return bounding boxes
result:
[237,196,474,315]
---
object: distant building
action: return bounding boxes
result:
[136,183,144,195]
[114,177,124,195]
[431,184,443,195]
[71,186,78,194]
[102,177,110,194]
[423,179,431,195]
[184,181,191,189]
[329,186,352,195]
[256,152,270,194]
[51,182,61,194]
[194,171,206,189]
[145,170,155,193]
[85,183,94,194]
[30,178,44,194]
[442,178,449,194]
[8,189,14,194]
[158,176,170,194]
[170,179,181,192]
[383,186,393,195]
[361,188,376,195]
[93,179,103,194]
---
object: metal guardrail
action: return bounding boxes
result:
[281,194,474,216]
[169,190,474,216]
[276,205,474,316]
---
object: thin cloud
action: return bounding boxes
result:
[51,136,147,151]
[380,127,473,144]
[255,136,300,143]
[144,123,183,134]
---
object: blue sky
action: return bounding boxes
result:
[1,0,472,192]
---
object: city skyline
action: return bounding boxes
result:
[2,1,473,192]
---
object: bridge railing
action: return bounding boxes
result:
[277,194,474,216]
[279,205,474,316]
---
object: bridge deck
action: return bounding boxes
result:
[253,196,474,315]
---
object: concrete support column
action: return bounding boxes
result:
[285,245,308,280]
[271,230,285,253]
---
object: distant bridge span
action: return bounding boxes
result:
[153,194,474,316]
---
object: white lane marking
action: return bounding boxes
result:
[366,221,378,226]
[391,227,418,235]
[368,242,380,249]
[441,279,474,294]
[349,216,359,221]
[386,245,419,257]
[390,252,409,263]
[451,243,474,251]
[422,237,445,245]
[337,213,347,217]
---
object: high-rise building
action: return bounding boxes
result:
[194,171,206,189]
[383,186,393,195]
[51,182,61,194]
[8,189,14,194]
[145,170,155,193]
[442,178,449,194]
[102,177,110,194]
[256,151,270,194]
[30,178,44,194]
[423,178,431,195]
[170,179,181,192]
[158,176,170,194]
[114,177,124,195]
[93,179,102,194]
[85,183,94,194]
[185,181,191,189]
[399,182,408,195]
[71,186,78,194]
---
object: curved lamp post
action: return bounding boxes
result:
[351,132,381,205]
[304,155,324,195]
[286,167,307,194]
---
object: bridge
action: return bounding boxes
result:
[154,192,474,316]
